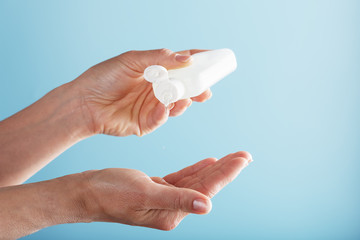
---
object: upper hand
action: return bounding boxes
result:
[81,151,252,230]
[73,49,212,137]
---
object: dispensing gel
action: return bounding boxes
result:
[143,48,237,106]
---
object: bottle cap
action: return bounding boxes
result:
[144,65,185,106]
[143,65,169,83]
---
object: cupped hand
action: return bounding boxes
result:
[82,151,252,230]
[73,48,212,137]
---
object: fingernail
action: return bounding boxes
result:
[244,160,249,168]
[248,153,253,163]
[175,54,192,63]
[187,99,192,107]
[193,199,209,213]
[166,103,175,111]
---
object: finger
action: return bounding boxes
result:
[148,183,212,214]
[176,151,252,198]
[175,49,210,55]
[191,153,251,198]
[135,87,171,136]
[121,48,194,73]
[191,152,252,187]
[191,89,212,102]
[169,99,192,117]
[176,151,252,187]
[141,101,170,136]
[164,157,217,185]
[193,157,248,198]
[151,176,173,187]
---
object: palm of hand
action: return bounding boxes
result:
[141,151,251,230]
[87,153,251,230]
[78,56,163,137]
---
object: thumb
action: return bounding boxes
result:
[121,48,193,73]
[148,183,212,214]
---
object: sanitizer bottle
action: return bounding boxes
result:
[143,48,237,106]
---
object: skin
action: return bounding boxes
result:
[0,49,211,186]
[0,152,252,239]
[0,48,252,239]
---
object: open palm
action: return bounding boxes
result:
[86,151,252,230]
[147,151,253,230]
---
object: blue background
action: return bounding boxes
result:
[1,0,359,239]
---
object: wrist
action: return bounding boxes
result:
[36,173,94,226]
[0,82,97,186]
[75,170,104,222]
[54,82,96,139]
[49,173,94,224]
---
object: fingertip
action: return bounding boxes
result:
[175,49,210,56]
[231,151,253,162]
[187,99,193,107]
[149,101,169,127]
[175,54,193,63]
[167,102,175,111]
[169,99,191,117]
[208,90,213,100]
[231,157,250,170]
[192,198,212,214]
[191,89,212,102]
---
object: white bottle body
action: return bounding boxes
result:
[143,48,237,106]
[168,48,237,98]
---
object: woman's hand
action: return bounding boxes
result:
[0,151,252,239]
[0,48,213,186]
[82,151,252,230]
[73,49,212,136]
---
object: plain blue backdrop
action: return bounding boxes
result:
[1,0,359,239]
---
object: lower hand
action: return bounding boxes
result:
[73,48,212,137]
[81,151,252,230]
[0,151,252,239]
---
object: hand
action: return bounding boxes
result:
[0,151,252,239]
[82,151,252,230]
[73,48,212,137]
[0,48,212,187]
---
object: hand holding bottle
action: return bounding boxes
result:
[144,49,237,106]
[0,48,213,186]
[73,49,213,137]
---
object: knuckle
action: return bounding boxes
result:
[120,50,138,60]
[124,50,137,56]
[158,48,173,56]
[173,192,183,210]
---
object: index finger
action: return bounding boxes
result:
[175,49,210,56]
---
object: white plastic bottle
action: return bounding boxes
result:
[143,48,237,106]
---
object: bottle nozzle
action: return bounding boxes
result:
[143,65,169,83]
[162,93,172,107]
[144,65,185,106]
